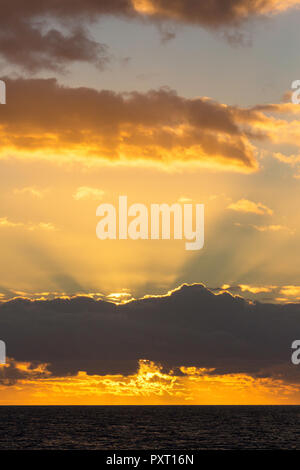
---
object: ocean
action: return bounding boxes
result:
[0,405,299,450]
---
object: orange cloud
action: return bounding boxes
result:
[2,79,300,173]
[234,222,294,234]
[0,217,56,232]
[0,78,265,172]
[132,0,300,24]
[0,359,299,405]
[279,286,300,299]
[252,224,294,233]
[228,198,273,215]
[238,284,273,294]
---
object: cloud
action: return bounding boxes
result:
[219,284,283,303]
[0,5,111,72]
[0,358,50,386]
[252,224,294,233]
[1,358,297,405]
[2,78,299,172]
[280,286,300,298]
[1,283,300,383]
[234,221,294,234]
[0,217,23,229]
[106,292,133,303]
[273,152,300,167]
[0,217,56,231]
[238,284,273,294]
[233,101,300,176]
[228,198,273,215]
[0,77,266,171]
[73,186,105,201]
[13,187,46,198]
[0,1,299,71]
[248,103,300,177]
[131,0,300,26]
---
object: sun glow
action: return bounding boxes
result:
[0,359,299,405]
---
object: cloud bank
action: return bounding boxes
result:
[0,77,269,171]
[0,284,299,382]
[1,1,300,71]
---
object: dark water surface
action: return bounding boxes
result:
[0,405,299,450]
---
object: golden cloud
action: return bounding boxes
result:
[228,198,273,215]
[1,79,299,172]
[0,78,266,172]
[132,0,300,24]
[0,217,56,232]
[0,358,299,405]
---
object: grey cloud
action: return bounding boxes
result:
[0,0,297,71]
[0,284,299,381]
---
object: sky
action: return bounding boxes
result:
[1,0,300,404]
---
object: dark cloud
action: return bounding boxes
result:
[0,284,299,381]
[0,1,298,70]
[0,359,49,385]
[0,1,119,72]
[0,77,262,170]
[0,23,110,72]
